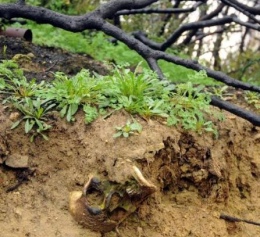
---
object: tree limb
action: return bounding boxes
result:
[220,0,260,15]
[220,0,260,24]
[115,1,204,15]
[182,3,225,45]
[211,97,260,126]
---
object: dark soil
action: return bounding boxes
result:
[1,36,260,237]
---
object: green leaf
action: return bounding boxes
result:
[41,133,49,141]
[11,119,22,130]
[60,105,68,118]
[123,132,129,138]
[113,132,123,138]
[66,104,78,122]
[25,119,35,133]
[35,119,44,131]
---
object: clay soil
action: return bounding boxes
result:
[1,36,260,237]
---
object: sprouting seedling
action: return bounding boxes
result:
[113,119,142,138]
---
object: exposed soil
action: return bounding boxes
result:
[1,36,260,237]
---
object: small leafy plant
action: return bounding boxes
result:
[0,60,45,102]
[245,91,260,111]
[113,119,142,138]
[11,98,55,141]
[38,70,107,122]
[167,81,218,137]
[83,104,99,124]
[104,64,174,118]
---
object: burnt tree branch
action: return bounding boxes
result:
[220,0,260,24]
[220,0,260,15]
[133,14,260,51]
[182,3,225,45]
[115,1,204,15]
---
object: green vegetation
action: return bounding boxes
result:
[10,21,215,85]
[0,60,53,141]
[223,49,260,85]
[0,60,219,140]
[245,91,260,111]
[113,119,142,138]
[167,82,218,137]
[38,70,107,122]
[11,98,54,141]
[0,60,44,102]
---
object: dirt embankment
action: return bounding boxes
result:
[0,36,260,237]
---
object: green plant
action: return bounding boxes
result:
[167,81,218,137]
[209,85,228,99]
[83,104,99,124]
[11,97,55,141]
[0,60,220,140]
[113,119,142,138]
[245,91,260,111]
[0,60,45,102]
[105,64,174,117]
[39,70,107,122]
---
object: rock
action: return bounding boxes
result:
[5,154,29,168]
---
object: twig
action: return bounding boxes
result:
[220,213,260,227]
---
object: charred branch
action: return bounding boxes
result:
[220,0,260,15]
[133,15,247,51]
[182,3,225,45]
[220,0,260,24]
[211,97,260,126]
[158,0,180,36]
[115,1,204,15]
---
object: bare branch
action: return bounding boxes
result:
[161,15,235,50]
[220,0,260,15]
[182,3,225,45]
[211,97,260,126]
[158,52,260,93]
[98,0,159,19]
[233,17,260,31]
[115,1,204,15]
[133,15,236,50]
[220,0,260,24]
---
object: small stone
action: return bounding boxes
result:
[5,154,29,168]
[14,208,22,219]
[9,112,20,121]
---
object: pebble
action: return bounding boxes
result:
[5,154,29,168]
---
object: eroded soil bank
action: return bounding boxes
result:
[0,36,260,237]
